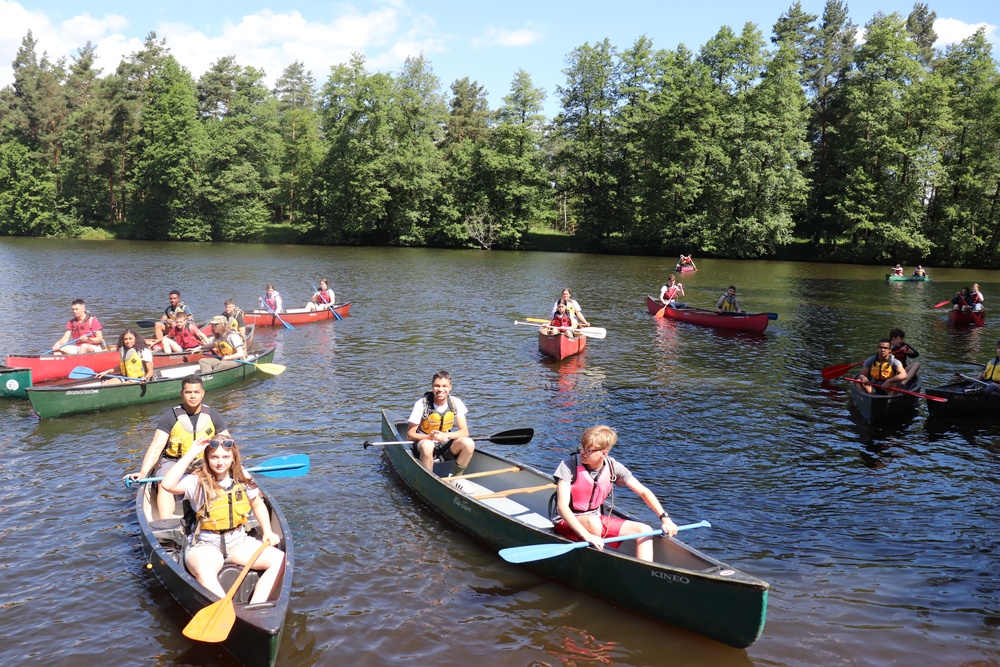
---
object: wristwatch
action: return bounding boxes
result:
[658,512,669,520]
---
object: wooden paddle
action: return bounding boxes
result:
[183,541,269,642]
[843,377,948,402]
[312,284,343,321]
[68,366,140,382]
[514,321,607,339]
[523,316,605,332]
[363,428,534,449]
[260,298,294,330]
[499,520,712,564]
[127,454,311,486]
[203,353,284,375]
[821,361,865,381]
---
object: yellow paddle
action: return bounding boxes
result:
[207,355,286,375]
[182,542,268,643]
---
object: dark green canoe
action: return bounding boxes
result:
[0,365,31,399]
[27,347,277,419]
[377,410,769,648]
[885,274,930,281]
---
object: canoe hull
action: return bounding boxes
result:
[244,303,350,327]
[4,349,205,383]
[948,309,985,325]
[850,377,921,424]
[885,274,930,282]
[379,410,768,648]
[676,265,697,273]
[645,296,769,333]
[925,380,1000,417]
[0,365,31,399]
[537,331,586,360]
[136,476,292,667]
[26,348,276,418]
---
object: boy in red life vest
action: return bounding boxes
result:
[158,311,210,353]
[552,425,678,562]
[889,328,920,379]
[541,300,575,338]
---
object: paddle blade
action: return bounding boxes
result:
[933,300,951,308]
[253,362,286,375]
[525,317,549,324]
[766,313,779,320]
[577,327,607,339]
[183,597,237,643]
[135,319,159,328]
[251,454,310,478]
[654,307,666,319]
[487,428,534,445]
[68,366,98,379]
[821,361,863,381]
[500,541,584,563]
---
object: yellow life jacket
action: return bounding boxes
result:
[120,348,146,378]
[868,359,897,381]
[226,307,244,332]
[985,358,1000,382]
[199,483,252,532]
[163,407,218,459]
[720,296,738,312]
[216,331,245,356]
[419,394,456,434]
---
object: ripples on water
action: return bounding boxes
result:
[0,239,997,666]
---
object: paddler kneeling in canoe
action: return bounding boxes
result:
[552,425,678,562]
[857,338,908,394]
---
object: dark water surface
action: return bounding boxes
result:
[0,238,997,666]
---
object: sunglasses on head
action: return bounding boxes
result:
[208,438,235,449]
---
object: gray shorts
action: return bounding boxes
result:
[189,527,259,564]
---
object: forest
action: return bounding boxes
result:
[0,1,998,266]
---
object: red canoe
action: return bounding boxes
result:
[244,303,351,327]
[645,296,770,334]
[948,309,986,326]
[538,330,586,360]
[4,349,207,383]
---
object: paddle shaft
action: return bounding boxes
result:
[129,460,307,486]
[958,373,990,386]
[261,297,294,330]
[514,321,606,339]
[363,427,533,449]
[312,284,343,320]
[844,377,947,402]
[821,361,865,380]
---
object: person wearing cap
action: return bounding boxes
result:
[199,316,247,373]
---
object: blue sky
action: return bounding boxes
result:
[2,0,997,117]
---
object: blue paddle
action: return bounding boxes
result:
[312,284,343,320]
[44,335,87,354]
[261,297,295,330]
[498,520,712,564]
[126,453,310,486]
[68,365,140,382]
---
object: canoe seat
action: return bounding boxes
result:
[450,478,554,529]
[150,517,185,548]
[218,564,260,605]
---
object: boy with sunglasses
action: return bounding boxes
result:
[124,375,232,517]
[552,425,678,562]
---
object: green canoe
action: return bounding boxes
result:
[27,347,277,419]
[886,274,930,281]
[376,410,769,648]
[0,365,32,399]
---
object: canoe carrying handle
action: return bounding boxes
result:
[473,483,556,500]
[446,466,520,482]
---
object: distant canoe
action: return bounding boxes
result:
[948,309,985,326]
[5,348,207,383]
[675,265,697,273]
[645,296,770,334]
[886,274,930,282]
[538,330,586,360]
[244,303,351,327]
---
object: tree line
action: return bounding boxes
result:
[1,1,998,266]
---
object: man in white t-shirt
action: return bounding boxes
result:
[406,371,475,476]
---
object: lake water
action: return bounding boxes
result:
[0,238,997,666]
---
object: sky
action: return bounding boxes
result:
[1,0,997,117]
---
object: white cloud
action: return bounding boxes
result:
[471,24,544,49]
[0,2,446,89]
[934,18,998,46]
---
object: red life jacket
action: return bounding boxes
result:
[171,323,202,349]
[69,314,99,339]
[264,295,279,310]
[550,313,572,328]
[317,290,332,304]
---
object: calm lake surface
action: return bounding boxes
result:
[0,238,997,667]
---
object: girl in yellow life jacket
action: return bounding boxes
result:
[976,340,1000,385]
[101,329,154,384]
[159,438,286,605]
